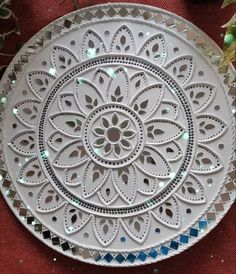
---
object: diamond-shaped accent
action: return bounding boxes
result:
[115,254,125,264]
[127,253,136,263]
[104,253,113,263]
[160,246,169,255]
[130,7,141,17]
[118,7,129,17]
[95,9,105,19]
[107,7,117,17]
[138,251,148,261]
[189,228,199,237]
[149,249,158,259]
[180,234,189,244]
[170,241,179,250]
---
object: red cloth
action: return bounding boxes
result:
[0,1,235,273]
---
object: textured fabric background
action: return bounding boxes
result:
[0,1,235,273]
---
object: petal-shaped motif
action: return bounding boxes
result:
[130,72,149,98]
[138,34,167,65]
[191,145,222,174]
[64,160,88,186]
[37,182,65,212]
[157,141,183,162]
[121,212,151,243]
[135,146,170,178]
[13,99,41,128]
[49,112,85,138]
[135,166,157,195]
[130,84,164,120]
[47,131,70,152]
[165,56,194,85]
[184,83,216,113]
[93,216,119,246]
[145,119,184,145]
[155,100,179,120]
[92,68,110,91]
[64,204,91,234]
[175,173,206,204]
[81,29,106,60]
[152,196,180,229]
[112,165,137,204]
[110,25,135,54]
[17,157,48,185]
[9,130,36,156]
[27,71,56,99]
[106,67,129,104]
[197,114,227,142]
[51,45,79,75]
[75,79,104,114]
[53,140,88,168]
[58,93,78,111]
[98,172,119,205]
[82,161,109,198]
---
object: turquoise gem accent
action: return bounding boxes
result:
[160,246,169,255]
[149,249,158,259]
[138,251,148,261]
[170,241,179,250]
[189,228,199,237]
[120,236,126,242]
[180,234,189,243]
[104,253,113,263]
[199,220,207,230]
[115,254,125,264]
[127,253,136,263]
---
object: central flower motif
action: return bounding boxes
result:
[92,112,136,158]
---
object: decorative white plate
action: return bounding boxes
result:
[0,3,235,267]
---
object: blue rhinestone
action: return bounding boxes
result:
[170,241,179,250]
[120,237,126,242]
[149,249,158,259]
[160,246,169,255]
[127,253,136,263]
[155,228,160,233]
[199,220,207,230]
[115,254,125,264]
[138,251,148,261]
[190,228,199,237]
[104,253,113,263]
[180,234,189,244]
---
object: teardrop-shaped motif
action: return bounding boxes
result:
[175,173,206,204]
[130,72,149,98]
[138,34,167,65]
[58,93,78,111]
[191,145,222,173]
[75,79,104,114]
[27,71,56,99]
[110,25,135,54]
[93,216,119,246]
[82,161,109,198]
[155,101,179,120]
[64,204,91,234]
[49,112,86,138]
[53,140,88,168]
[197,114,227,142]
[130,84,164,120]
[17,157,48,185]
[51,45,78,75]
[13,100,41,128]
[152,196,180,229]
[47,131,70,152]
[135,146,171,178]
[157,141,183,162]
[145,119,184,145]
[9,130,36,156]
[184,83,216,113]
[121,212,151,243]
[112,165,137,204]
[165,56,194,85]
[37,182,65,212]
[82,30,106,60]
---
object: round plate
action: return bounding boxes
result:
[0,3,235,267]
